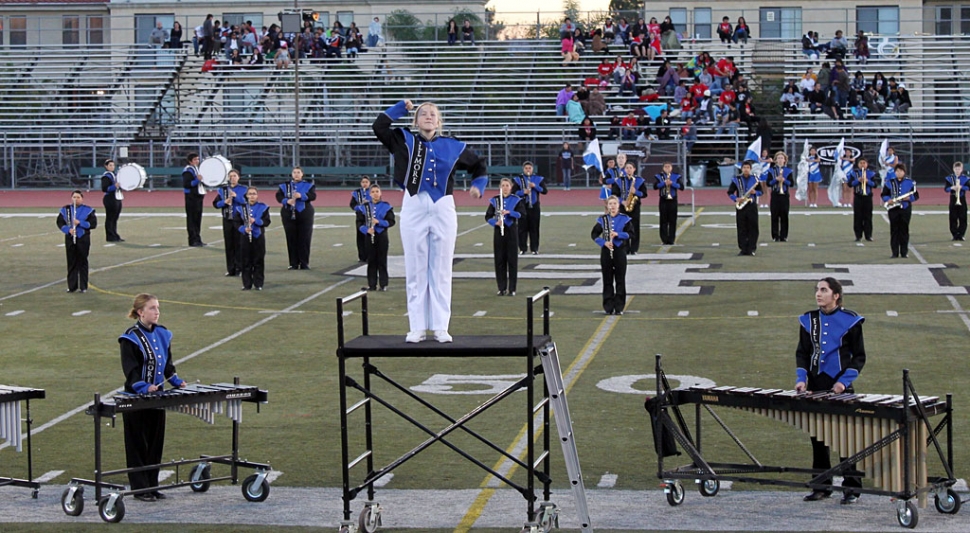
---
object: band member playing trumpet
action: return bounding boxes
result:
[373,99,488,344]
[234,187,271,291]
[797,277,866,505]
[487,178,525,296]
[212,169,248,276]
[881,163,918,258]
[101,159,124,242]
[592,196,633,315]
[728,160,762,256]
[511,161,546,255]
[356,184,396,292]
[764,151,793,242]
[182,153,206,247]
[57,190,97,293]
[611,162,646,254]
[350,176,373,262]
[944,161,968,241]
[847,158,879,242]
[653,161,682,245]
[276,166,316,270]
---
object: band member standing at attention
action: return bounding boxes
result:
[511,161,546,255]
[486,178,525,296]
[611,162,646,254]
[881,163,918,258]
[212,169,248,276]
[653,161,682,245]
[847,158,879,242]
[276,166,316,270]
[356,184,396,292]
[764,151,793,242]
[349,176,372,262]
[101,159,124,242]
[797,277,866,505]
[592,196,632,315]
[728,160,762,256]
[944,161,968,241]
[234,187,271,291]
[182,153,206,247]
[57,190,98,293]
[119,294,186,501]
[373,99,487,344]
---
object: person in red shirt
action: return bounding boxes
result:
[689,81,708,104]
[646,31,662,61]
[597,58,614,82]
[719,84,737,106]
[621,112,639,141]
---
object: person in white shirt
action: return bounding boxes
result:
[368,17,382,48]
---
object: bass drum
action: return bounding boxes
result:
[200,155,232,188]
[116,163,147,191]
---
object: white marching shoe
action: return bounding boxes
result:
[433,330,453,343]
[405,330,426,343]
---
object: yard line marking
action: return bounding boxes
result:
[265,471,284,484]
[678,311,689,317]
[204,310,220,317]
[856,242,865,247]
[104,243,115,247]
[886,310,898,317]
[34,470,64,483]
[0,231,58,243]
[747,310,759,316]
[5,310,24,316]
[597,473,618,488]
[568,243,576,247]
[332,243,343,247]
[56,244,65,247]
[72,310,91,316]
[158,470,175,482]
[473,311,487,317]
[712,243,719,247]
[150,243,161,247]
[11,243,23,247]
[808,243,816,247]
[457,223,488,238]
[373,473,394,487]
[342,311,353,317]
[456,299,626,531]
[0,277,354,452]
[474,242,483,247]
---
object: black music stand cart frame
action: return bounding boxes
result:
[62,378,271,523]
[0,386,45,498]
[649,354,960,529]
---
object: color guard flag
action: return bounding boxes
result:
[582,138,603,173]
[743,136,763,175]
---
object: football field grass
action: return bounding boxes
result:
[1,203,967,530]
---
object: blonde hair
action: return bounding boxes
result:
[412,102,444,135]
[128,293,157,320]
[774,151,788,163]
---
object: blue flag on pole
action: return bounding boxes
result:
[582,138,603,173]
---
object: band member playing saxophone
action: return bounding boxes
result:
[212,169,248,276]
[356,184,396,292]
[944,161,968,241]
[349,176,373,262]
[57,190,97,293]
[727,160,762,256]
[653,161,682,245]
[511,161,546,255]
[847,158,879,242]
[763,152,793,242]
[880,162,918,258]
[592,196,632,315]
[101,159,124,242]
[276,166,316,270]
[611,161,646,254]
[234,187,270,290]
[487,178,525,296]
[182,153,206,247]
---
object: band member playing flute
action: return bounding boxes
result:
[487,178,525,295]
[212,169,248,276]
[182,153,206,247]
[57,190,97,293]
[350,176,373,262]
[276,166,316,270]
[235,187,271,291]
[101,159,124,242]
[592,196,633,315]
[511,161,547,254]
[356,184,396,292]
[653,161,682,245]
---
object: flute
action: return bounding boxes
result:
[499,193,505,237]
[603,213,613,260]
[70,203,76,245]
[288,182,296,220]
[366,201,375,244]
[244,203,253,243]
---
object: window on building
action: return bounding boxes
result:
[669,8,687,33]
[694,8,711,40]
[223,13,263,33]
[962,7,970,34]
[10,16,26,46]
[135,14,175,46]
[337,11,355,28]
[759,8,802,39]
[87,15,104,46]
[316,12,330,28]
[63,16,80,45]
[936,6,952,35]
[857,6,900,35]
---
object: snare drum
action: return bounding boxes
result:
[116,163,147,191]
[200,155,232,188]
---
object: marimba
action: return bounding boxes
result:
[0,385,45,497]
[63,379,271,523]
[648,355,961,529]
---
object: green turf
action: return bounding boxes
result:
[1,204,967,527]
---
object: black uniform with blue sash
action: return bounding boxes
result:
[356,200,396,290]
[350,187,373,261]
[611,175,646,253]
[182,165,205,246]
[511,174,547,253]
[101,170,123,242]
[881,176,918,258]
[944,171,968,240]
[592,213,633,314]
[848,168,879,241]
[653,171,682,245]
[56,203,97,292]
[486,194,525,293]
[276,180,316,269]
[763,165,793,241]
[234,202,271,289]
[213,184,248,275]
[727,174,762,255]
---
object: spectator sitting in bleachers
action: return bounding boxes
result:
[619,70,637,97]
[647,17,661,37]
[656,59,678,94]
[733,17,750,46]
[346,23,362,56]
[799,67,817,98]
[566,94,586,124]
[863,83,885,116]
[696,90,714,124]
[621,112,639,140]
[241,27,257,55]
[681,117,697,152]
[592,29,609,54]
[827,30,849,60]
[555,83,574,116]
[736,81,753,114]
[816,62,832,92]
[573,28,587,54]
[646,31,663,61]
[655,108,672,140]
[717,17,733,45]
[367,17,382,48]
[698,69,720,96]
[854,31,870,64]
[603,18,616,41]
[689,78,709,104]
[807,84,826,113]
[718,83,737,107]
[586,87,607,116]
[275,42,291,68]
[578,117,597,141]
[851,70,866,101]
[740,98,759,137]
[598,58,614,83]
[461,20,475,45]
[247,47,264,68]
[228,49,244,66]
[673,78,689,104]
[325,32,343,58]
[660,16,681,51]
[561,18,576,40]
[822,87,845,120]
[802,31,820,59]
[632,18,649,41]
[679,90,695,120]
[608,113,621,139]
[576,85,590,106]
[711,55,737,89]
[781,85,804,113]
[562,34,580,65]
[888,83,912,114]
[715,102,740,138]
[872,72,889,100]
[617,18,631,45]
[831,59,850,108]
[630,33,647,58]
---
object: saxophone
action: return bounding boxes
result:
[735,176,761,210]
[622,176,639,211]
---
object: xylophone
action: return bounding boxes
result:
[0,384,45,497]
[92,383,267,424]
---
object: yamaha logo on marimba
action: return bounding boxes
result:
[855,408,875,414]
[225,393,251,399]
[701,395,719,403]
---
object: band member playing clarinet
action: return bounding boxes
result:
[349,176,373,262]
[119,294,186,502]
[797,277,866,505]
[373,99,487,344]
[611,161,646,254]
[653,161,682,245]
[944,161,968,241]
[764,151,793,242]
[235,187,271,291]
[276,166,316,270]
[881,163,918,258]
[511,161,546,255]
[101,159,124,242]
[487,178,525,296]
[356,184,396,292]
[212,169,248,276]
[728,160,762,256]
[57,190,97,293]
[847,158,879,242]
[592,196,633,315]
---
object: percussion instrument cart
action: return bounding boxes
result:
[648,354,960,529]
[335,288,593,533]
[0,386,45,498]
[61,378,271,523]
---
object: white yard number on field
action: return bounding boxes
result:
[596,374,716,394]
[411,374,527,395]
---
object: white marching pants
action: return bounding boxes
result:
[400,192,457,332]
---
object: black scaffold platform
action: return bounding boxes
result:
[335,288,593,533]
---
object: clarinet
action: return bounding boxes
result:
[603,213,613,260]
[365,201,375,244]
[244,203,253,243]
[499,194,505,237]
[69,203,76,245]
[223,185,232,219]
[288,182,296,220]
[524,177,533,209]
